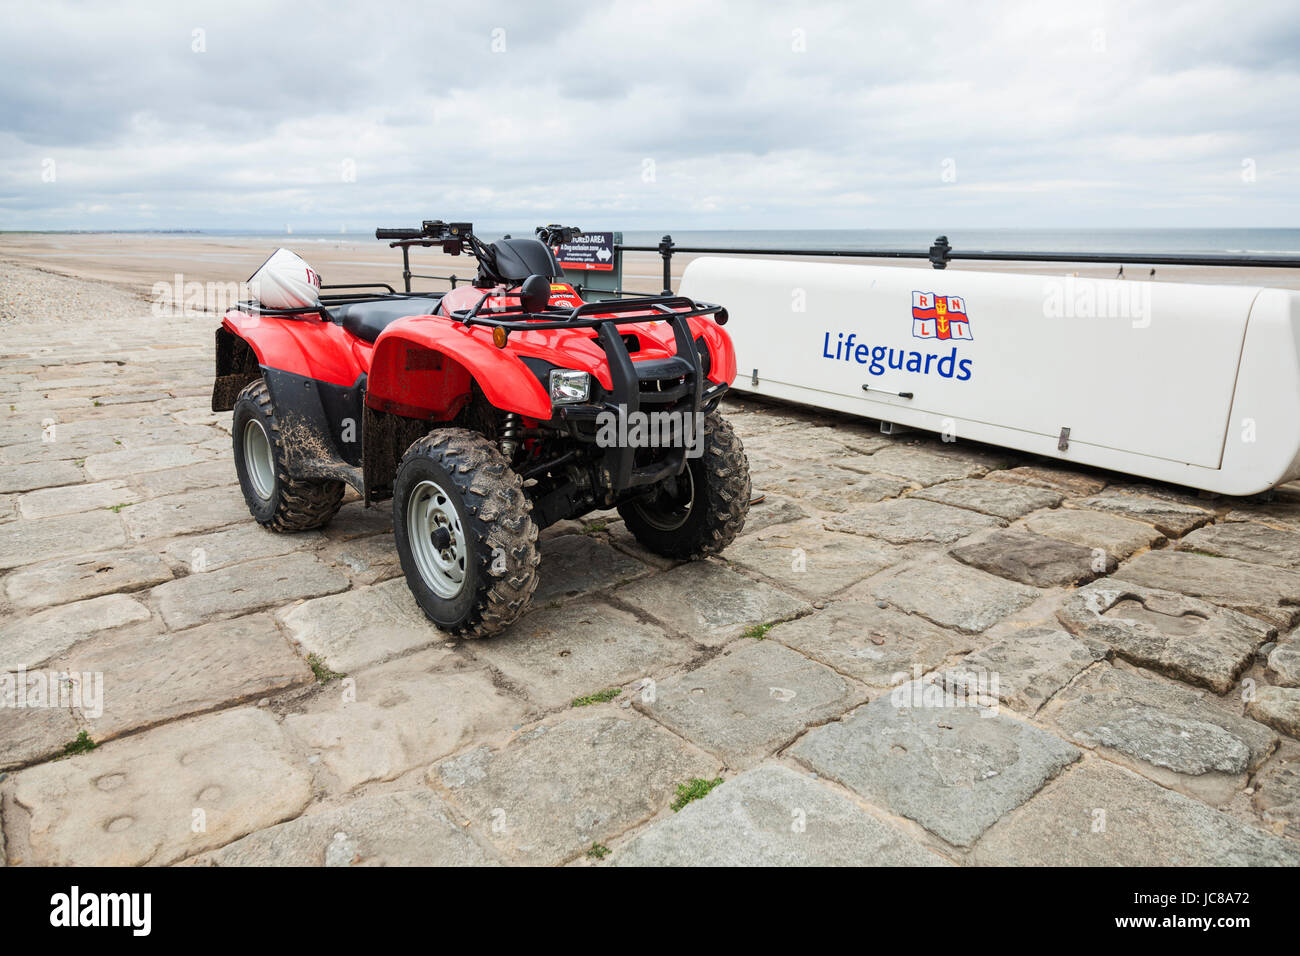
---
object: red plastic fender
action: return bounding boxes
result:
[367,317,552,420]
[220,311,366,387]
[693,318,737,386]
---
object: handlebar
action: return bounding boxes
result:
[376,228,422,240]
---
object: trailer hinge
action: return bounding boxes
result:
[751,368,759,387]
[1058,426,1071,452]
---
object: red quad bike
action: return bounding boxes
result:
[212,221,750,636]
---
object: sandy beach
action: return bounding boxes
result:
[4,232,1300,302]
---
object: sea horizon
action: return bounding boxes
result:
[5,226,1300,256]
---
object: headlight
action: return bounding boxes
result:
[549,369,591,404]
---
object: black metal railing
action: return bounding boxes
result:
[617,235,1300,294]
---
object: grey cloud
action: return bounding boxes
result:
[2,0,1299,230]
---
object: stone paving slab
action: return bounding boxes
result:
[734,493,806,533]
[770,600,973,688]
[133,459,238,497]
[319,500,393,540]
[985,465,1108,497]
[950,529,1110,587]
[0,593,152,669]
[1177,522,1300,570]
[826,498,1005,545]
[276,577,441,674]
[313,533,402,586]
[1118,550,1300,629]
[0,459,84,494]
[1070,494,1213,537]
[0,508,126,571]
[613,561,811,646]
[1247,687,1300,739]
[1224,501,1300,532]
[121,486,250,542]
[84,443,212,480]
[1019,507,1165,561]
[60,613,313,740]
[1057,579,1273,694]
[801,475,912,514]
[1252,751,1300,839]
[153,551,350,630]
[724,519,901,598]
[432,714,719,865]
[862,444,994,486]
[633,639,865,768]
[790,684,1079,847]
[531,534,651,605]
[938,626,1107,715]
[747,457,870,499]
[1043,665,1277,805]
[5,548,173,610]
[971,758,1300,866]
[857,557,1042,634]
[284,652,524,792]
[187,789,500,866]
[741,430,858,459]
[1269,641,1300,686]
[467,600,691,711]
[613,764,945,866]
[910,479,1062,520]
[17,479,141,519]
[159,524,322,575]
[10,707,312,866]
[0,704,80,771]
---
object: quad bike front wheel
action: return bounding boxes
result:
[393,428,540,636]
[231,379,345,531]
[617,411,751,559]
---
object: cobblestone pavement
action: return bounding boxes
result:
[2,265,1299,866]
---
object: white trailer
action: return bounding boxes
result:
[679,257,1300,496]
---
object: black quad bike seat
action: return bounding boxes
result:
[330,295,444,342]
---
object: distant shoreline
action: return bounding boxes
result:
[4,226,1300,256]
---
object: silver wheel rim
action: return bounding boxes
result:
[243,419,275,501]
[407,479,468,599]
[632,467,695,531]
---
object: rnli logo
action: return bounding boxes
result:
[912,292,972,341]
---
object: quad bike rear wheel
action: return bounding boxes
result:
[232,379,345,531]
[393,428,540,636]
[617,411,751,559]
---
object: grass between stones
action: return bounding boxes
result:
[671,776,724,812]
[60,731,96,758]
[571,687,622,707]
[586,843,611,859]
[743,622,776,640]
[306,653,345,684]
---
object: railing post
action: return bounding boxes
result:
[658,234,675,294]
[929,236,951,270]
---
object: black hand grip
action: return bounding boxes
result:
[376,228,421,240]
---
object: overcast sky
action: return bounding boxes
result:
[2,0,1298,232]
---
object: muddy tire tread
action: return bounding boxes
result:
[236,379,345,532]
